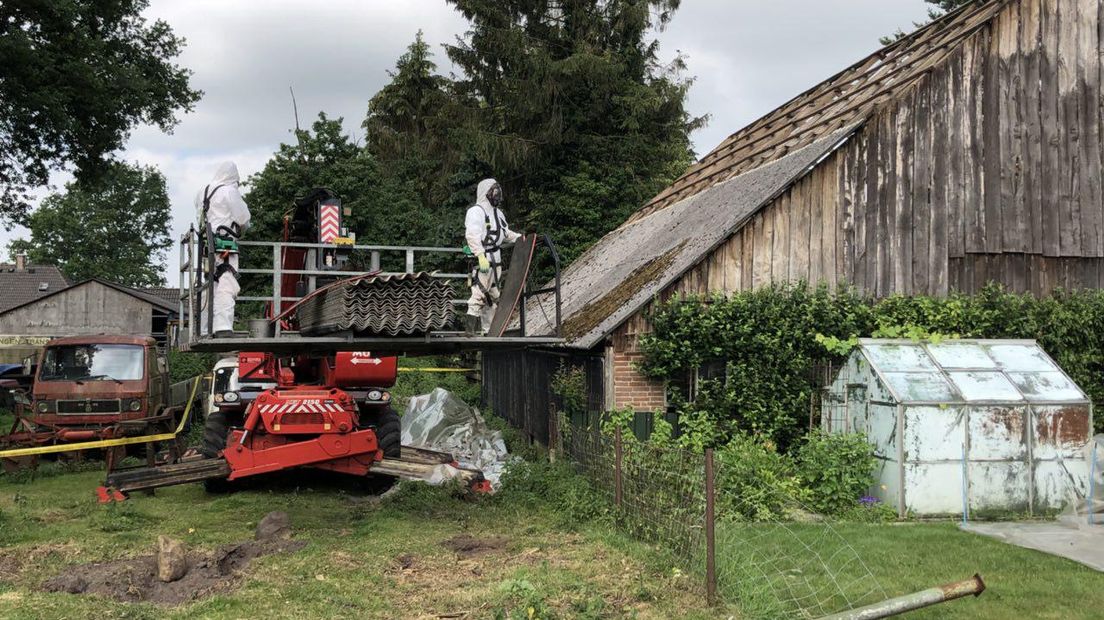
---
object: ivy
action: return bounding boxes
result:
[640,283,1104,443]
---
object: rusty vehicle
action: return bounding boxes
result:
[1,335,201,469]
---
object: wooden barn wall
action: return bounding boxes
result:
[482,349,605,444]
[669,0,1104,302]
[0,284,151,337]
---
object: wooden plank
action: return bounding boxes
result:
[742,227,755,291]
[929,63,950,297]
[793,173,812,283]
[965,33,987,253]
[1022,0,1044,255]
[753,212,772,288]
[726,235,744,292]
[1077,0,1102,256]
[982,21,1003,254]
[824,154,840,289]
[947,45,966,259]
[772,193,789,284]
[1057,0,1081,255]
[1040,0,1061,256]
[877,111,893,296]
[999,2,1027,253]
[840,141,856,287]
[912,85,930,295]
[895,93,914,294]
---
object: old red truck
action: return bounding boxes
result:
[1,335,201,467]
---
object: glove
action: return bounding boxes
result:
[477,255,491,273]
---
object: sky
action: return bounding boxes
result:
[3,0,935,282]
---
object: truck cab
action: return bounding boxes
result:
[29,335,169,439]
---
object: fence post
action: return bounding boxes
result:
[705,447,717,606]
[614,426,623,507]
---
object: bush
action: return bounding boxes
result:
[794,431,876,516]
[391,356,480,409]
[714,434,806,522]
[167,350,218,383]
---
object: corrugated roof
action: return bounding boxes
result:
[624,0,1011,225]
[523,127,858,349]
[0,263,69,313]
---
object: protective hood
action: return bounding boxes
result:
[475,178,498,211]
[210,161,240,187]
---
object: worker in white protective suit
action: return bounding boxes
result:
[464,178,520,335]
[194,162,251,338]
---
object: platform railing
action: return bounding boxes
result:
[177,228,561,346]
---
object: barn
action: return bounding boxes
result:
[484,0,1104,440]
[0,279,181,355]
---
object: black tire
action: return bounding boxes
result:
[199,409,235,493]
[360,405,401,494]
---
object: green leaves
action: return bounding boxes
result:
[0,0,201,222]
[9,161,173,287]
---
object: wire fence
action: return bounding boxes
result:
[561,423,887,619]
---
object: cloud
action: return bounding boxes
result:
[2,0,933,280]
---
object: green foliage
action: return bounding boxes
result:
[444,0,705,267]
[8,162,173,286]
[551,364,587,419]
[714,434,808,522]
[0,0,200,222]
[794,432,876,516]
[640,284,871,449]
[496,459,610,527]
[167,350,218,384]
[641,283,1104,441]
[391,356,481,410]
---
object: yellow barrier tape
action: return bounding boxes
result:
[0,375,203,460]
[397,368,476,373]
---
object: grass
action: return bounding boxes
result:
[0,464,720,619]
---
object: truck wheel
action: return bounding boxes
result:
[360,405,401,495]
[199,410,234,493]
[199,410,230,459]
[362,405,401,459]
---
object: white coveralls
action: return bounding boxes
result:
[194,162,251,335]
[465,178,520,332]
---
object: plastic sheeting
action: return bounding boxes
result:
[401,388,510,489]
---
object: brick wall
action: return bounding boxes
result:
[610,348,666,412]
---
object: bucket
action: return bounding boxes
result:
[248,318,273,339]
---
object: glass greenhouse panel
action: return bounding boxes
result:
[985,344,1058,372]
[883,372,958,402]
[1007,371,1087,402]
[926,342,997,369]
[947,371,1023,402]
[865,344,938,372]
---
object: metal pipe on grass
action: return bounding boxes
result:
[816,574,985,620]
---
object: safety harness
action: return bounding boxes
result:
[467,204,508,302]
[201,184,241,283]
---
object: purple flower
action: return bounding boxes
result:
[859,496,881,506]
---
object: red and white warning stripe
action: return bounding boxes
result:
[320,203,340,243]
[257,401,345,414]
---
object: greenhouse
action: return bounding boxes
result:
[823,339,1094,518]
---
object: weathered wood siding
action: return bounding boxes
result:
[670,0,1104,300]
[0,283,152,337]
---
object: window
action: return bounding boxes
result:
[40,345,144,382]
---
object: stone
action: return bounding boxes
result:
[255,511,292,541]
[157,535,188,583]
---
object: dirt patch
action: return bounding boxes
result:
[441,534,507,558]
[40,512,307,606]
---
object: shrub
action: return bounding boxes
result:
[794,431,876,516]
[167,350,218,383]
[714,434,806,522]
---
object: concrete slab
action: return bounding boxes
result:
[962,519,1104,571]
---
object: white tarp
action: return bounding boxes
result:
[401,388,510,489]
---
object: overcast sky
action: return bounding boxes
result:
[3,0,935,281]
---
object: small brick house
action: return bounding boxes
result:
[484,0,1104,439]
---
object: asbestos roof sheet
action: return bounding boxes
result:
[523,127,858,349]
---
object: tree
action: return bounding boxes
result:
[882,0,973,45]
[444,0,705,265]
[10,162,173,287]
[0,0,201,224]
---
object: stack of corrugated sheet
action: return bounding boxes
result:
[297,273,454,336]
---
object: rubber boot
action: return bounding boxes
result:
[463,314,481,336]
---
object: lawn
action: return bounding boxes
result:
[0,458,1102,618]
[0,464,719,620]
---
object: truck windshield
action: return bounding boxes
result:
[39,344,144,382]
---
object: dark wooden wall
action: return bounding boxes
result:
[669,0,1104,300]
[482,349,605,444]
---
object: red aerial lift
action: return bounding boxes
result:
[103,188,561,498]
